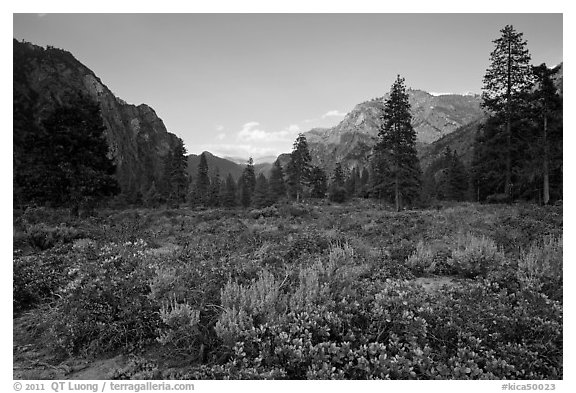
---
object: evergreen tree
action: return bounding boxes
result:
[220,173,237,207]
[481,25,533,200]
[286,134,312,202]
[530,63,563,204]
[167,138,188,207]
[268,159,287,203]
[253,173,271,208]
[346,167,360,197]
[309,166,328,198]
[23,95,119,214]
[328,163,347,203]
[143,181,162,208]
[195,152,211,206]
[208,170,222,207]
[240,158,256,208]
[446,149,469,201]
[358,167,370,198]
[371,75,421,211]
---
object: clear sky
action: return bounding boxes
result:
[13,13,563,159]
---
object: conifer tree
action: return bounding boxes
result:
[328,162,347,203]
[531,63,563,205]
[30,95,119,214]
[446,149,469,201]
[240,158,256,208]
[286,134,312,202]
[167,138,188,207]
[195,152,211,206]
[371,75,421,211]
[268,159,287,203]
[253,173,271,208]
[309,166,328,198]
[143,181,161,208]
[220,174,237,207]
[208,169,221,207]
[481,25,533,200]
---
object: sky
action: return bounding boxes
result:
[13,13,563,160]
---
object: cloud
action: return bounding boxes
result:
[237,122,300,143]
[215,125,224,131]
[196,143,282,159]
[216,133,226,141]
[322,110,347,118]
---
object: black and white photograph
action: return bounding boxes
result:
[9,5,567,389]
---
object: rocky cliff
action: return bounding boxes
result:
[304,89,483,173]
[13,39,181,197]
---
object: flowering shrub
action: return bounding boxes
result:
[448,234,506,278]
[44,240,161,356]
[517,236,562,299]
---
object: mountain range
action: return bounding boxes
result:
[13,39,562,194]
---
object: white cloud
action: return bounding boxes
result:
[237,122,299,143]
[216,133,226,141]
[322,110,347,118]
[215,124,224,131]
[196,143,282,159]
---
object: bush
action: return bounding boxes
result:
[448,234,506,278]
[25,223,83,250]
[517,236,562,299]
[13,247,73,312]
[44,240,161,356]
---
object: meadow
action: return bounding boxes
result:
[13,200,563,379]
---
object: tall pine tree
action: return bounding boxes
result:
[371,75,421,211]
[481,25,533,200]
[167,138,188,207]
[268,159,287,204]
[286,134,312,202]
[27,95,119,214]
[240,158,256,208]
[530,63,563,204]
[328,162,347,203]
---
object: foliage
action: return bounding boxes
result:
[240,158,256,208]
[253,173,271,208]
[286,134,313,202]
[268,159,287,203]
[328,163,347,203]
[371,75,421,210]
[448,234,507,278]
[14,202,563,379]
[14,95,119,212]
[309,166,328,198]
[43,240,161,356]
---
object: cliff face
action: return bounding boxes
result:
[13,39,181,196]
[304,89,483,173]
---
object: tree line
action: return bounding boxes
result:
[15,24,561,213]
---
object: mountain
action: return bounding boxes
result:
[304,89,483,173]
[13,39,181,197]
[187,152,246,182]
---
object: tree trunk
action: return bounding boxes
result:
[543,114,550,205]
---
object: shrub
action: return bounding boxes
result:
[44,240,161,356]
[448,234,506,278]
[215,270,286,346]
[517,236,562,299]
[25,223,83,250]
[13,247,73,312]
